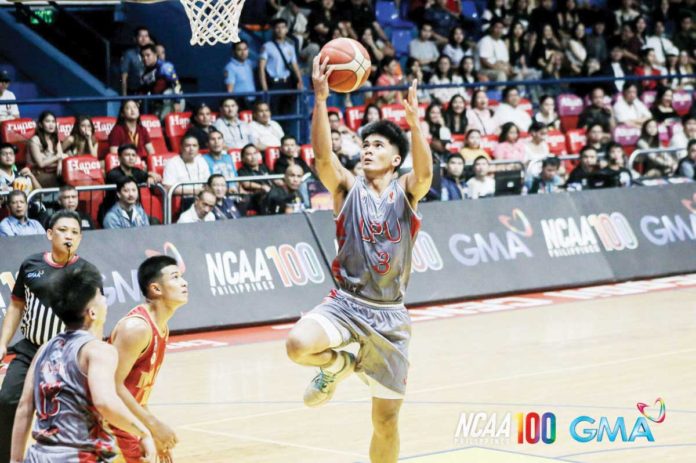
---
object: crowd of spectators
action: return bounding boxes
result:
[2,0,696,235]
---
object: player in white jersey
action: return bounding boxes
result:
[286,56,432,463]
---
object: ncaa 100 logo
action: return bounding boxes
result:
[454,411,557,445]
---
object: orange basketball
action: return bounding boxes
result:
[319,38,371,93]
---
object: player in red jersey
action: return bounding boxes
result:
[109,256,188,462]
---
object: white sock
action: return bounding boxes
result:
[324,351,348,374]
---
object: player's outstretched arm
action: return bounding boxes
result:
[311,55,354,197]
[400,80,433,207]
[111,318,178,456]
[10,350,39,463]
[0,298,25,360]
[85,341,156,463]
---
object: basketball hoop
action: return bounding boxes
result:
[179,0,246,46]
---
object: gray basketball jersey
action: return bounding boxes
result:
[333,176,421,303]
[30,330,117,461]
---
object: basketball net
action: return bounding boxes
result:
[178,0,246,46]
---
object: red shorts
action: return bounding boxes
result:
[114,431,141,463]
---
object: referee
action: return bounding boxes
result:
[0,210,99,461]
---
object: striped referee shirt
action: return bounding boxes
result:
[11,252,98,346]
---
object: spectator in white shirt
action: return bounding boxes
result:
[213,97,252,149]
[669,114,696,155]
[409,23,440,71]
[162,134,211,195]
[428,55,465,105]
[177,189,216,223]
[466,155,496,198]
[248,100,284,150]
[442,26,472,67]
[613,83,652,127]
[476,19,512,82]
[645,20,678,67]
[524,121,550,177]
[494,86,532,131]
[0,71,19,122]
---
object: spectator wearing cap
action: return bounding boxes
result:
[0,143,40,194]
[202,130,238,184]
[476,19,512,82]
[0,190,44,237]
[409,23,440,72]
[578,87,616,132]
[162,134,211,195]
[526,157,563,194]
[613,83,652,127]
[0,70,19,122]
[440,154,467,201]
[677,139,696,180]
[224,40,257,108]
[646,20,679,67]
[177,189,216,223]
[120,26,151,96]
[248,101,285,150]
[108,100,155,158]
[259,18,304,117]
[494,86,531,132]
[207,174,242,219]
[466,156,495,199]
[103,178,150,229]
[423,0,461,45]
[41,185,95,231]
[213,97,252,149]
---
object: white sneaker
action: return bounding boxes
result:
[303,352,355,407]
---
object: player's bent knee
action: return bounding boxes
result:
[372,402,401,437]
[285,334,309,363]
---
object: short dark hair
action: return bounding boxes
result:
[360,120,409,171]
[327,111,340,119]
[48,264,103,329]
[180,133,199,148]
[118,143,138,156]
[682,114,696,124]
[281,135,297,144]
[529,121,546,133]
[134,26,149,37]
[502,86,519,100]
[137,255,179,298]
[253,100,269,111]
[473,155,489,165]
[0,142,16,153]
[623,82,639,93]
[59,184,77,194]
[219,97,237,107]
[207,173,226,187]
[140,43,157,55]
[208,128,223,138]
[271,17,288,27]
[448,153,464,163]
[241,143,257,156]
[116,178,138,193]
[48,210,81,231]
[232,39,247,51]
[542,157,560,169]
[580,145,597,157]
[7,189,26,204]
[688,139,696,152]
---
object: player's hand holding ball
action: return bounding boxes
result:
[315,37,371,97]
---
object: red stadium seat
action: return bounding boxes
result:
[565,129,587,154]
[488,99,500,108]
[140,114,169,153]
[546,130,567,155]
[449,134,466,152]
[91,116,117,160]
[345,105,365,132]
[556,94,583,130]
[229,148,243,171]
[62,155,104,186]
[265,146,281,171]
[239,110,253,123]
[613,124,641,154]
[164,112,192,153]
[1,118,36,167]
[480,134,498,157]
[673,91,693,116]
[104,152,145,173]
[519,98,533,116]
[56,116,75,142]
[147,152,179,177]
[658,123,670,146]
[300,144,315,166]
[139,186,164,224]
[381,104,427,130]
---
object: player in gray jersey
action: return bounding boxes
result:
[11,265,155,463]
[286,56,432,463]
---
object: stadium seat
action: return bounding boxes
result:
[56,116,75,142]
[140,114,169,154]
[104,152,145,173]
[391,28,414,57]
[658,123,670,146]
[139,186,164,224]
[164,112,192,153]
[91,116,117,160]
[376,1,399,26]
[239,110,253,123]
[300,144,315,166]
[480,134,498,157]
[0,118,35,167]
[382,103,427,129]
[673,91,693,116]
[460,0,479,19]
[488,99,500,109]
[641,91,657,108]
[613,124,641,154]
[147,152,179,177]
[449,134,466,152]
[519,98,533,116]
[546,130,567,155]
[265,146,281,171]
[565,129,587,154]
[229,148,243,171]
[345,105,365,132]
[486,90,502,102]
[556,94,583,130]
[62,155,104,186]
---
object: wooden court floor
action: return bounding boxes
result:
[4,282,695,462]
[148,284,696,463]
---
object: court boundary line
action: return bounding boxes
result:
[394,445,582,463]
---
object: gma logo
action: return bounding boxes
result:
[570,416,654,443]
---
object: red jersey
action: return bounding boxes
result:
[110,306,168,461]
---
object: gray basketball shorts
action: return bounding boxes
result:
[25,444,116,462]
[302,289,411,399]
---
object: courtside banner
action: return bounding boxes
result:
[0,214,335,332]
[306,183,696,305]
